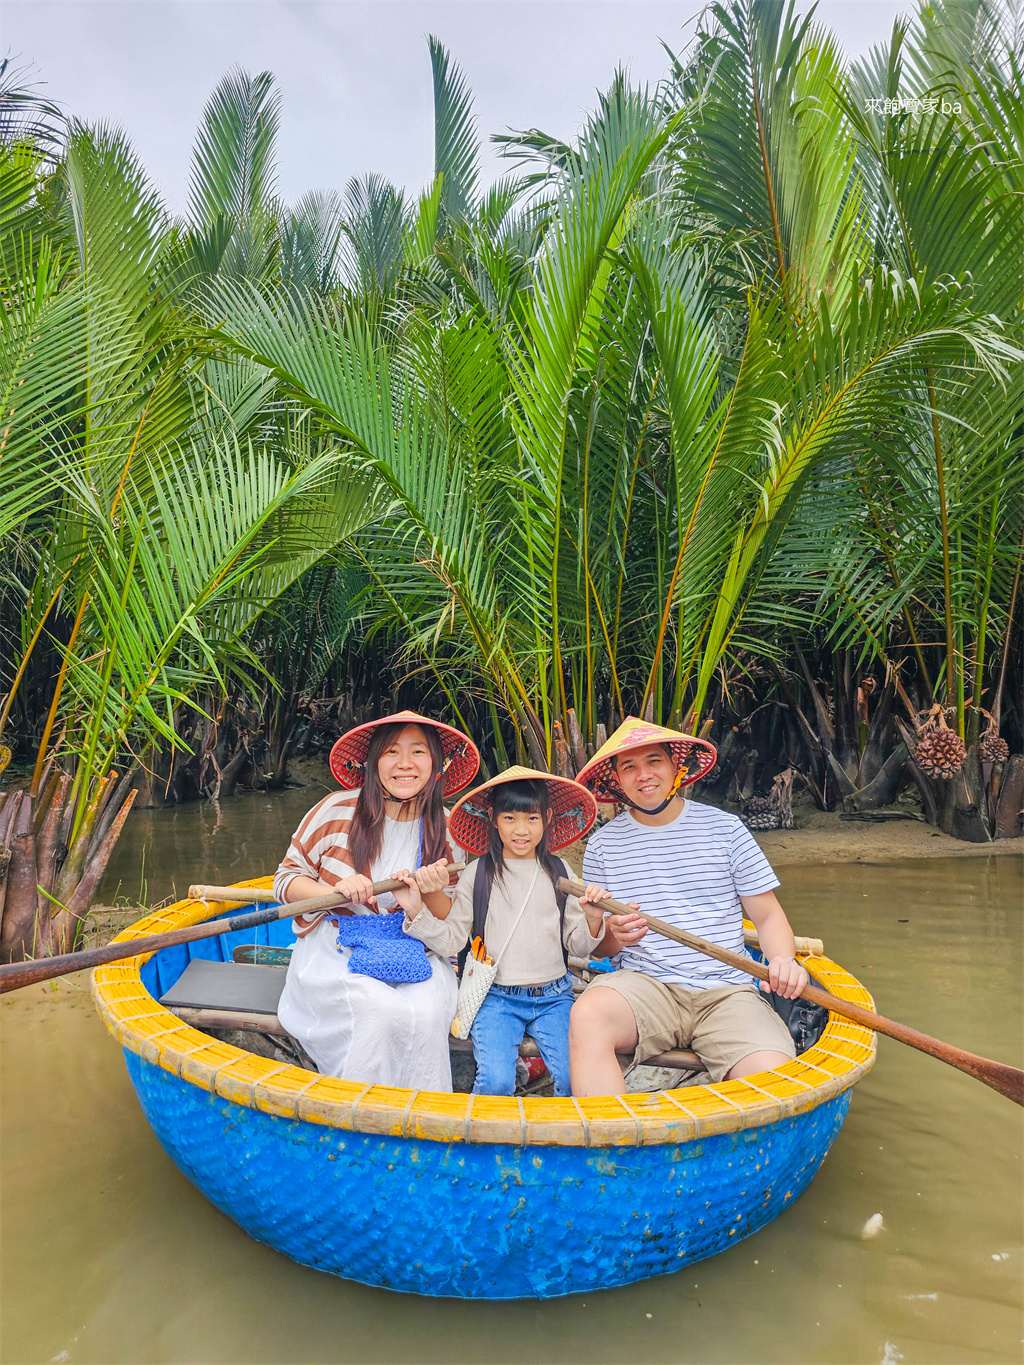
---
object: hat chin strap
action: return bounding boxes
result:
[608,764,688,815]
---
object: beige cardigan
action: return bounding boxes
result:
[404,856,602,986]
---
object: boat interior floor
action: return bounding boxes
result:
[156,951,828,1096]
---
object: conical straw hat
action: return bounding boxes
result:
[575,717,717,802]
[328,710,480,797]
[448,766,598,855]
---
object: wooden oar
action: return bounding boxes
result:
[188,884,279,902]
[558,876,1024,1107]
[0,863,466,994]
[745,926,823,957]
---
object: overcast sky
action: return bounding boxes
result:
[4,1,906,214]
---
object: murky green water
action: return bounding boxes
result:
[97,787,325,908]
[2,794,1021,1364]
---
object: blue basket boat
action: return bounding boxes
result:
[92,880,876,1299]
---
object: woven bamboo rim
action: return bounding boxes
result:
[92,878,876,1149]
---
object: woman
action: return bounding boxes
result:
[273,710,479,1089]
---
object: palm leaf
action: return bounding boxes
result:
[429,37,480,227]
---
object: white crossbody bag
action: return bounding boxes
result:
[450,862,540,1039]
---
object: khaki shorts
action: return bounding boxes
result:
[585,971,796,1083]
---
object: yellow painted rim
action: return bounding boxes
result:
[92,880,876,1148]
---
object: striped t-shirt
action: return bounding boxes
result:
[581,799,780,990]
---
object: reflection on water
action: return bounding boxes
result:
[97,787,323,906]
[3,794,1022,1365]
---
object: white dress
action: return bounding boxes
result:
[276,816,459,1089]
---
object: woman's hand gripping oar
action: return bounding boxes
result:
[0,863,466,994]
[556,875,1024,1107]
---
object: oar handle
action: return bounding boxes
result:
[188,884,280,903]
[561,877,776,980]
[744,926,823,957]
[0,861,467,994]
[189,859,470,904]
[558,876,1024,1107]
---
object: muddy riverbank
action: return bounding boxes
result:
[754,810,1023,866]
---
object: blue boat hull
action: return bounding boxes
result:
[125,1048,850,1299]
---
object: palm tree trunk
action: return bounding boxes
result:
[0,794,42,962]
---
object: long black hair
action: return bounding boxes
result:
[348,722,448,877]
[476,778,563,913]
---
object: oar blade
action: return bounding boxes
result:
[968,1057,1024,1107]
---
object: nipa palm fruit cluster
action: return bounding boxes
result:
[979,731,1009,765]
[913,706,966,780]
[971,708,1009,765]
[742,795,778,830]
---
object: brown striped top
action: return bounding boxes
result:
[273,789,461,935]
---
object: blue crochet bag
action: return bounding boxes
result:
[332,910,432,985]
[330,818,431,985]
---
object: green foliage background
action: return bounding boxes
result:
[1,0,1020,827]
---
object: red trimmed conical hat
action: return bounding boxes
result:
[448,766,597,855]
[328,710,480,798]
[575,717,717,803]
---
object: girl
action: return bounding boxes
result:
[394,766,609,1097]
[273,710,479,1088]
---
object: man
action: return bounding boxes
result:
[570,718,808,1096]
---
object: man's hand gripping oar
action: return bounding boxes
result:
[556,875,1024,1107]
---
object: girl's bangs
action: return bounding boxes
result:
[491,779,549,817]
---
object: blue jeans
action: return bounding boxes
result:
[470,974,574,1097]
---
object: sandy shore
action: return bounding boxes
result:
[558,810,1021,876]
[752,810,1023,866]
